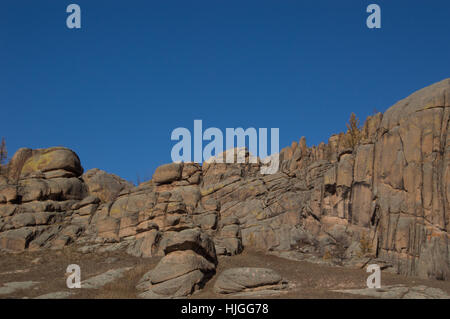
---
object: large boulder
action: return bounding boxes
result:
[0,228,37,251]
[0,147,87,252]
[6,148,33,182]
[152,163,183,185]
[82,168,133,203]
[18,147,83,179]
[137,250,215,298]
[18,177,86,202]
[214,268,287,295]
[137,229,217,298]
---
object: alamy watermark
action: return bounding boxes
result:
[170,120,280,174]
[366,4,381,29]
[66,264,81,289]
[366,264,381,289]
[66,4,81,29]
[65,4,381,30]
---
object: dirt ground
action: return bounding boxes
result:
[0,246,449,299]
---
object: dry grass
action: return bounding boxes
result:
[91,263,151,299]
[2,246,450,299]
[357,233,374,258]
[0,244,160,299]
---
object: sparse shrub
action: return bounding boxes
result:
[0,137,7,176]
[291,231,319,254]
[321,234,350,265]
[332,235,349,264]
[357,232,374,258]
[343,113,362,149]
[94,264,150,299]
[322,249,332,261]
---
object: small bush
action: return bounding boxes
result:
[357,232,374,258]
[322,235,349,265]
[0,137,8,176]
[322,249,332,261]
[343,113,362,149]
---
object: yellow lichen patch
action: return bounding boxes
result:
[110,206,125,218]
[200,183,225,196]
[19,147,80,178]
[245,233,256,247]
[423,101,435,110]
[21,152,53,175]
[256,211,267,221]
[323,250,332,260]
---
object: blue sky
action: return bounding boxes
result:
[1,0,449,183]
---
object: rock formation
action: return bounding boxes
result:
[214,268,287,295]
[0,79,449,296]
[137,228,217,298]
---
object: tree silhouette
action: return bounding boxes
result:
[0,137,7,175]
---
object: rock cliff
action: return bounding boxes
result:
[0,79,449,291]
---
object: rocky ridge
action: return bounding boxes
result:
[0,79,449,297]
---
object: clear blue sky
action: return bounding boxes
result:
[1,0,449,183]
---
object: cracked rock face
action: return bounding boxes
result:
[0,79,449,286]
[81,168,134,203]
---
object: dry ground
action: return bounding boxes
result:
[0,246,449,299]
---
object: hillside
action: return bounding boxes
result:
[1,79,449,298]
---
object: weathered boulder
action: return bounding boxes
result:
[17,147,83,179]
[137,229,217,298]
[1,79,450,283]
[214,217,243,256]
[82,168,133,203]
[6,148,33,182]
[137,250,215,298]
[0,185,18,203]
[0,147,89,251]
[214,268,286,294]
[0,228,37,251]
[18,177,86,202]
[152,163,183,185]
[126,229,161,257]
[159,228,217,263]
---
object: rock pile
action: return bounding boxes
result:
[0,147,87,251]
[137,228,217,298]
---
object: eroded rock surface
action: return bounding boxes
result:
[82,168,133,203]
[214,268,287,295]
